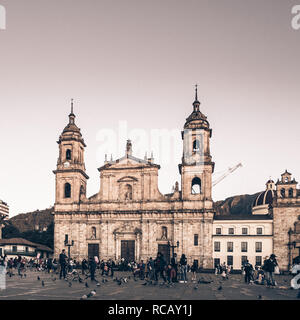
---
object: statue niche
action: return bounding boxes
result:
[91,226,97,239]
[124,184,133,200]
[161,226,168,240]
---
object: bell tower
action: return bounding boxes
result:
[179,86,214,205]
[53,100,89,208]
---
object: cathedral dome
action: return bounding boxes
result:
[252,179,275,215]
[253,189,274,207]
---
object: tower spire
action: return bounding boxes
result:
[193,84,200,112]
[69,98,75,124]
[71,98,74,114]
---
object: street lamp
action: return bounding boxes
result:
[168,240,179,259]
[64,237,74,258]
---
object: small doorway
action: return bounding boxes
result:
[121,240,135,262]
[88,244,99,260]
[158,244,170,264]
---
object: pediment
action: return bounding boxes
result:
[117,176,138,182]
[98,155,160,171]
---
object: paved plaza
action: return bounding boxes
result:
[0,269,299,300]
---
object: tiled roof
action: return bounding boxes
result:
[0,238,37,247]
[0,238,53,252]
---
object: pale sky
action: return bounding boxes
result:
[0,0,299,217]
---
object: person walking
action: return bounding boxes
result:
[180,254,188,283]
[59,249,67,280]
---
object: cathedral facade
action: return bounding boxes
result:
[53,92,215,268]
[53,92,300,271]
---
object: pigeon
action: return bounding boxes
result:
[217,285,222,291]
[85,282,89,288]
[198,279,212,284]
[91,290,96,296]
[96,282,100,287]
[80,294,88,300]
[37,276,40,281]
[42,281,45,287]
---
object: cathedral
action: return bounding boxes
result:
[53,90,300,271]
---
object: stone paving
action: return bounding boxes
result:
[0,269,299,300]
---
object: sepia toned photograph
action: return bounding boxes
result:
[0,0,300,313]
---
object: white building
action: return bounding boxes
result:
[0,238,53,259]
[212,180,274,270]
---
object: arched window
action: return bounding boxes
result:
[80,185,85,195]
[64,183,71,198]
[66,149,72,160]
[280,188,285,198]
[289,188,293,198]
[124,184,133,200]
[193,139,200,152]
[191,177,201,194]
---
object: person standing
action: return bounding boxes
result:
[262,254,278,286]
[59,249,67,280]
[47,258,53,273]
[171,253,178,282]
[180,254,188,283]
[154,252,166,282]
[148,257,155,280]
[89,257,97,282]
[191,260,198,282]
[243,260,253,284]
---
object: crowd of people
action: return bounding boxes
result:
[215,254,282,287]
[1,250,299,289]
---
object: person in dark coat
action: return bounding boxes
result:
[171,253,178,282]
[154,252,166,282]
[59,249,67,279]
[243,260,253,284]
[46,258,53,273]
[89,257,97,282]
[262,254,278,286]
[81,259,88,275]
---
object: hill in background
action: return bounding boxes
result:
[2,192,261,249]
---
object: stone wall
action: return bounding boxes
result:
[54,211,214,267]
[273,203,300,271]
